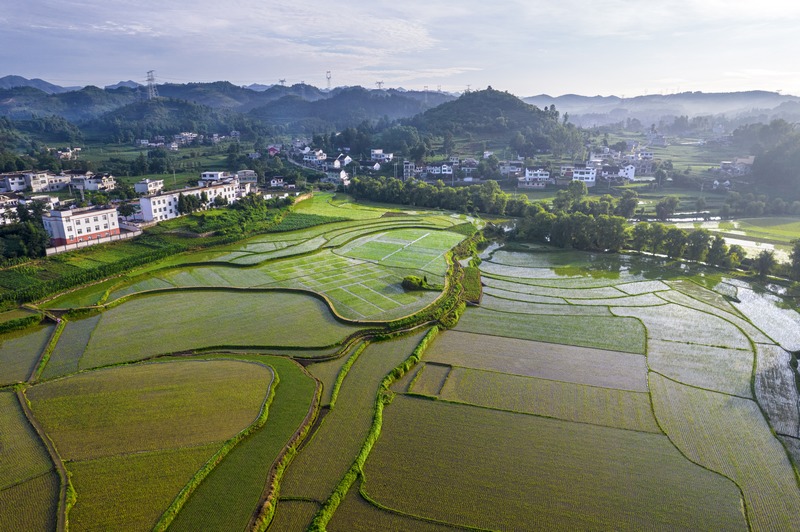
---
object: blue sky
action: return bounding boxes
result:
[3,0,800,96]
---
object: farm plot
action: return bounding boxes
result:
[0,390,54,490]
[0,471,59,532]
[42,314,100,379]
[657,289,773,343]
[733,287,800,351]
[259,251,440,320]
[667,279,744,316]
[425,331,648,392]
[455,307,646,354]
[361,395,746,531]
[480,275,626,300]
[615,280,670,295]
[270,500,321,531]
[279,332,426,507]
[437,368,661,433]
[480,293,612,316]
[81,290,359,368]
[67,444,218,532]
[328,479,456,532]
[647,340,753,398]
[650,373,800,531]
[612,304,751,349]
[28,360,271,460]
[307,343,365,406]
[169,355,317,532]
[754,343,800,438]
[481,285,565,304]
[336,228,464,273]
[408,363,451,396]
[0,324,54,386]
[294,192,388,220]
[26,360,273,530]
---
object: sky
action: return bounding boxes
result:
[3,0,800,97]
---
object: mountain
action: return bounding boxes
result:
[0,85,141,122]
[248,86,455,131]
[105,80,142,90]
[523,91,800,127]
[0,75,80,94]
[410,87,553,135]
[82,98,261,141]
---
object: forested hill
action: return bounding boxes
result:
[81,99,262,142]
[247,86,454,132]
[407,87,584,157]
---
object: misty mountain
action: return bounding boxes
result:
[248,86,455,131]
[105,80,142,90]
[524,91,800,127]
[0,75,81,94]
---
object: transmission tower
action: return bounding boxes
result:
[326,71,332,90]
[146,70,159,100]
[279,78,286,86]
[424,85,428,105]
[375,81,384,90]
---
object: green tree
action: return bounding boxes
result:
[754,249,776,278]
[706,235,730,267]
[790,239,800,280]
[663,227,688,259]
[685,229,711,262]
[655,196,680,220]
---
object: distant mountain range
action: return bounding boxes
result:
[2,74,800,137]
[523,91,800,127]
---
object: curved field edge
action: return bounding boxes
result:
[151,363,277,531]
[308,326,439,531]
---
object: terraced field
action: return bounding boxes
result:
[3,194,798,530]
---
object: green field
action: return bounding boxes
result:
[425,331,649,392]
[28,360,271,460]
[651,374,800,530]
[0,324,54,386]
[41,315,102,380]
[80,290,359,368]
[168,355,317,531]
[0,390,54,490]
[455,307,647,354]
[437,367,661,433]
[361,395,746,530]
[279,333,425,509]
[0,471,59,531]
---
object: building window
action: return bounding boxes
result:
[77,229,83,234]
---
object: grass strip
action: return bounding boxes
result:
[308,327,439,531]
[29,318,67,383]
[329,343,368,408]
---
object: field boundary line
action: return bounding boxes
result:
[380,232,431,261]
[15,388,71,532]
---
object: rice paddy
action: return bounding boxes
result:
[6,196,799,530]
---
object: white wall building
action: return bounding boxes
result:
[42,206,120,246]
[134,179,164,195]
[139,180,239,222]
[370,149,394,162]
[572,167,597,187]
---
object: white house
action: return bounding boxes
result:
[139,180,239,223]
[618,164,636,181]
[303,150,326,163]
[269,177,285,188]
[237,170,258,187]
[134,179,163,195]
[518,168,551,188]
[42,206,120,246]
[0,195,19,225]
[370,149,394,162]
[72,173,116,192]
[572,166,596,187]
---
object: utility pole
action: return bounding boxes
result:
[326,71,332,90]
[146,70,158,100]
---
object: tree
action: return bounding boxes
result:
[685,229,711,262]
[663,227,688,259]
[655,196,680,220]
[707,235,730,267]
[117,203,136,218]
[791,239,800,280]
[754,249,776,279]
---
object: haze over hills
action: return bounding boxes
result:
[2,74,800,138]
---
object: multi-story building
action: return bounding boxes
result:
[0,172,53,193]
[518,168,551,188]
[134,179,164,195]
[370,149,394,162]
[139,180,239,222]
[71,173,116,191]
[41,206,120,246]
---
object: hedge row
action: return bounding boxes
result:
[30,318,67,382]
[0,313,42,335]
[461,266,483,304]
[308,327,439,531]
[153,366,279,532]
[329,342,369,408]
[250,377,323,532]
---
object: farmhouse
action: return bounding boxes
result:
[518,168,551,188]
[139,177,240,222]
[134,178,164,195]
[42,206,120,246]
